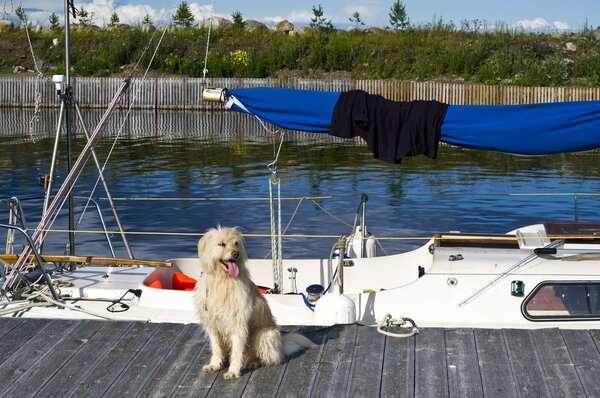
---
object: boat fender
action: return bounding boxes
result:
[148,279,163,289]
[258,286,274,294]
[314,289,356,326]
[347,226,377,258]
[172,272,197,291]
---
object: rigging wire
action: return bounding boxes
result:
[76,0,177,228]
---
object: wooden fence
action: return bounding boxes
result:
[2,76,600,109]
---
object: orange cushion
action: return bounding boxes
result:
[148,279,163,289]
[172,272,197,290]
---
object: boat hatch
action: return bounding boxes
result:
[544,222,600,243]
[522,281,600,321]
[433,233,519,249]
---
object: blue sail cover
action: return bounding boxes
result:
[226,87,600,155]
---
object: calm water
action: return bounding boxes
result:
[1,108,600,260]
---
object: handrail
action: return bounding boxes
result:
[2,195,116,257]
[0,223,61,301]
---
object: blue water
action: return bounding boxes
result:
[1,108,600,260]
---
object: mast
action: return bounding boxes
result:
[63,0,75,255]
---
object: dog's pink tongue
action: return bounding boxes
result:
[226,261,239,278]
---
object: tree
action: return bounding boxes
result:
[77,6,95,27]
[172,1,195,28]
[108,11,120,28]
[231,10,244,29]
[48,12,61,30]
[142,13,153,25]
[388,0,409,30]
[349,11,365,30]
[309,4,333,31]
[15,5,26,23]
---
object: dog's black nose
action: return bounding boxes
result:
[231,250,239,259]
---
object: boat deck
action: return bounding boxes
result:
[0,318,599,397]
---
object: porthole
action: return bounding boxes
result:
[522,281,600,321]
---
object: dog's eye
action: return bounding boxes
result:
[218,242,226,247]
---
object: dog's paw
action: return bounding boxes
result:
[245,359,261,370]
[202,363,222,373]
[223,370,241,379]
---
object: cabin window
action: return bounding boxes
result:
[522,282,600,321]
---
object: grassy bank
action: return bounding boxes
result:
[2,24,600,86]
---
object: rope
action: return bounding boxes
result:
[17,0,47,138]
[309,199,353,228]
[101,196,333,201]
[2,0,13,16]
[269,177,283,293]
[201,0,215,85]
[376,314,419,338]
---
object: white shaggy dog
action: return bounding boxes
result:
[193,226,316,379]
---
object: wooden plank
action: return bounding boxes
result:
[240,330,323,398]
[0,319,79,390]
[1,319,96,396]
[474,329,518,398]
[561,329,600,397]
[170,329,220,398]
[0,317,24,339]
[346,325,385,397]
[0,318,52,365]
[530,328,586,397]
[0,253,172,268]
[276,328,327,397]
[445,329,483,398]
[104,322,187,396]
[309,325,357,397]
[380,329,415,397]
[415,328,448,398]
[207,368,252,398]
[138,323,206,397]
[503,329,551,397]
[69,321,159,396]
[34,320,134,397]
[239,359,286,398]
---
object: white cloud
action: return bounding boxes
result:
[341,2,383,24]
[553,20,571,30]
[264,9,314,24]
[24,1,226,27]
[514,17,571,31]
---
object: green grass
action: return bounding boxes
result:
[2,23,600,86]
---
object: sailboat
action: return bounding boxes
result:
[2,5,600,333]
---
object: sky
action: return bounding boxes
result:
[9,0,600,32]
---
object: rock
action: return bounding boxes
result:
[141,23,155,33]
[198,16,232,30]
[593,27,600,41]
[288,30,298,36]
[565,42,577,52]
[52,38,59,47]
[13,65,25,73]
[297,26,311,35]
[244,19,266,32]
[367,27,386,34]
[0,19,13,32]
[276,20,294,34]
[33,24,42,33]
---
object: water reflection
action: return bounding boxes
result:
[1,108,600,260]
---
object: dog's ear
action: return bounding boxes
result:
[198,229,213,259]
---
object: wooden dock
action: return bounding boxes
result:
[0,318,599,397]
